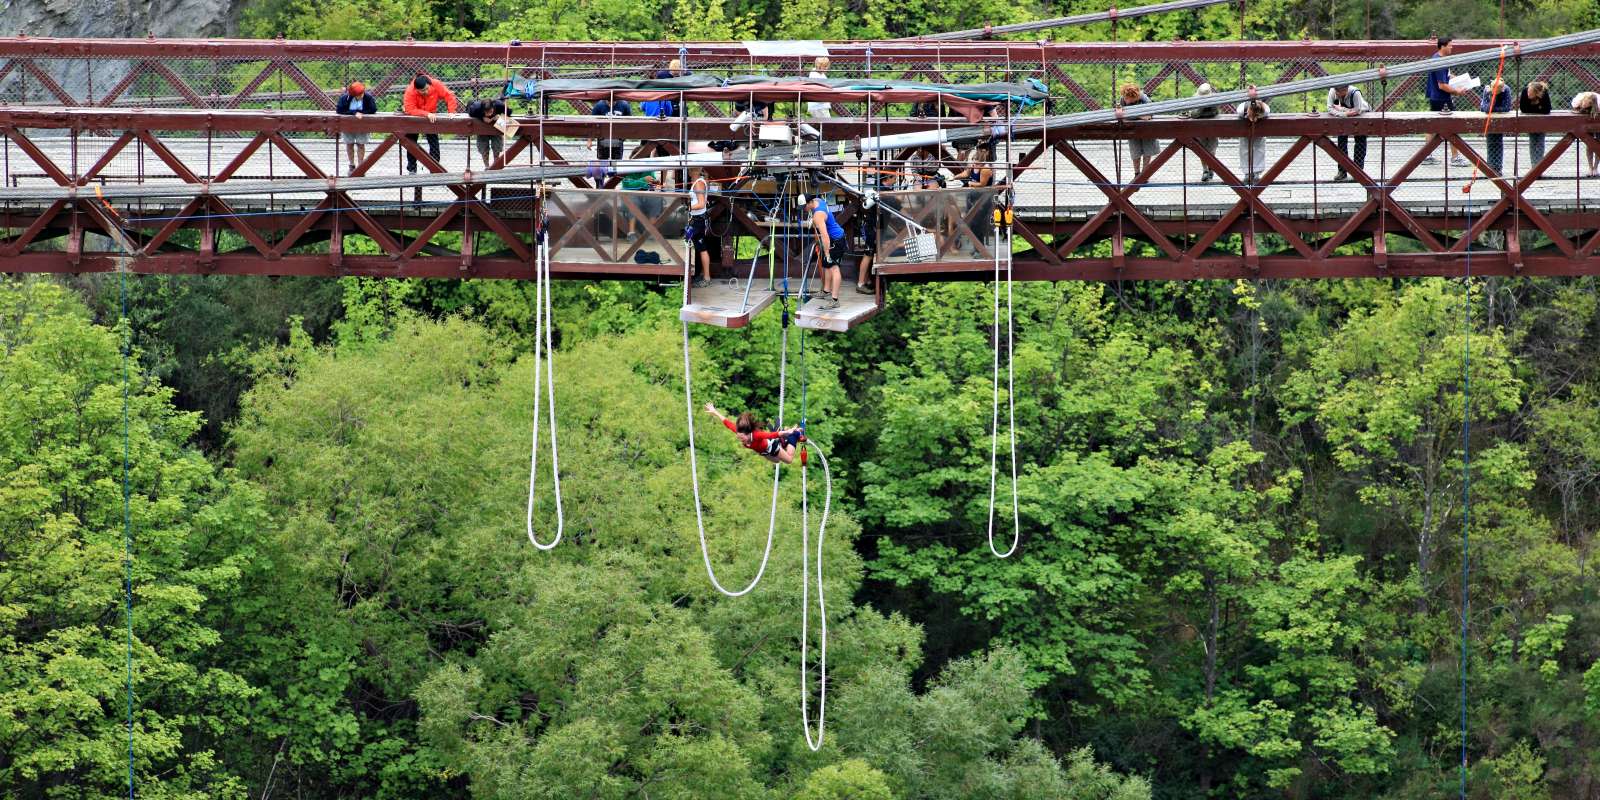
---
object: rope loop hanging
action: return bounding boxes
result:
[987,199,1021,558]
[526,208,566,550]
[799,441,831,751]
[681,229,781,597]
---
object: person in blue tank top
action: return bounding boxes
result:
[805,194,845,309]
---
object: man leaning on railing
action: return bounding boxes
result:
[1327,83,1369,182]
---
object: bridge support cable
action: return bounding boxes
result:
[905,0,1236,41]
[987,207,1021,558]
[681,225,834,752]
[525,223,567,550]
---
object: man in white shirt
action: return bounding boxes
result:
[806,56,832,120]
[1238,96,1271,184]
[1327,85,1370,182]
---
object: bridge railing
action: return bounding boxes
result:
[0,37,1597,119]
[0,106,1597,279]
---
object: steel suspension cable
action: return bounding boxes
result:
[905,0,1235,40]
[120,258,135,800]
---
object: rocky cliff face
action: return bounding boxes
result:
[2,0,240,39]
[0,0,243,105]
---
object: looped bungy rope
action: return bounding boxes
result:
[799,440,831,751]
[526,220,566,550]
[681,234,783,596]
[987,202,1020,558]
[681,210,831,749]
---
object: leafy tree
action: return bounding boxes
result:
[832,648,1152,799]
[0,279,257,799]
[793,759,895,800]
[71,274,343,449]
[1282,280,1521,616]
[229,313,1144,798]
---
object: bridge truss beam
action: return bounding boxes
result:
[0,108,1597,281]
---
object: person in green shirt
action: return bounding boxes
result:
[619,171,661,238]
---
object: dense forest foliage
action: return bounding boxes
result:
[236,0,1600,52]
[9,262,1600,798]
[7,2,1600,798]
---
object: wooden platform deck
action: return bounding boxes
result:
[678,281,779,328]
[795,291,882,332]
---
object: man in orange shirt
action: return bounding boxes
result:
[402,74,459,173]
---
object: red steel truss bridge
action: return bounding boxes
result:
[1,35,1599,328]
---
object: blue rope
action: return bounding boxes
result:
[1458,180,1473,800]
[781,185,792,302]
[799,317,807,433]
[796,192,808,433]
[120,266,135,799]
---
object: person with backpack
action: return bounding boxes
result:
[464,98,508,168]
[1327,84,1370,181]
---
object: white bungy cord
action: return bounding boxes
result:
[526,236,566,549]
[682,231,782,596]
[988,219,1020,558]
[681,237,831,750]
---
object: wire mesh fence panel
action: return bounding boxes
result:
[2,39,1591,115]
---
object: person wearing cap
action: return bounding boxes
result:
[401,74,460,174]
[336,80,377,176]
[1237,91,1271,185]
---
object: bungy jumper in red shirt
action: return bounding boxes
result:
[703,403,806,465]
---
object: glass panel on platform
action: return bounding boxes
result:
[876,187,1004,264]
[544,188,689,267]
